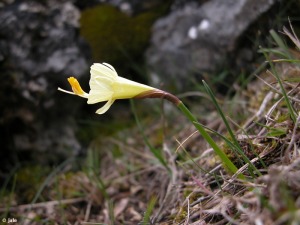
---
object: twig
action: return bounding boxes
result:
[284,113,300,162]
[175,130,199,153]
[255,74,300,104]
[0,197,86,212]
[84,200,93,222]
[184,196,190,225]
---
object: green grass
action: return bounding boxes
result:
[177,101,241,177]
[3,19,300,225]
[260,30,297,123]
[141,196,157,225]
[130,99,170,171]
[202,80,261,177]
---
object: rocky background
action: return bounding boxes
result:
[0,0,299,174]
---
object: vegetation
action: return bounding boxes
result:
[2,19,300,225]
[80,3,170,73]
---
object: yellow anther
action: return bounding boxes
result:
[67,77,84,95]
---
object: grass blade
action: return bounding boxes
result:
[202,80,261,177]
[270,29,292,59]
[177,102,242,177]
[130,99,169,171]
[261,31,297,123]
[141,196,157,225]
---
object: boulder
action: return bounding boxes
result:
[146,0,276,90]
[0,0,89,168]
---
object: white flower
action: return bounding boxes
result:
[58,63,155,114]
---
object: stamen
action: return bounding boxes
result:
[68,77,85,95]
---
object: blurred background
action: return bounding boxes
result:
[1,0,300,223]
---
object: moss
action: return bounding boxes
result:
[222,138,264,167]
[174,209,187,223]
[80,4,169,69]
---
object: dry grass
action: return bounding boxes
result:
[2,27,300,225]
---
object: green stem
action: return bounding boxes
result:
[177,101,240,176]
[138,89,243,178]
[263,50,297,123]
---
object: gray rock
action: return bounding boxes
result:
[146,0,275,90]
[0,1,88,77]
[74,0,201,14]
[0,0,89,167]
[86,0,165,15]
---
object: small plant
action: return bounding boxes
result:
[53,22,300,225]
[58,63,240,176]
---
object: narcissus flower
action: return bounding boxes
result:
[58,63,238,175]
[58,63,179,114]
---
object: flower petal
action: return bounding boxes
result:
[95,99,115,114]
[102,63,116,72]
[90,63,118,80]
[89,76,112,91]
[87,90,113,104]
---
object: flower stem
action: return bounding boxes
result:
[135,89,181,106]
[177,101,240,176]
[137,89,242,177]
